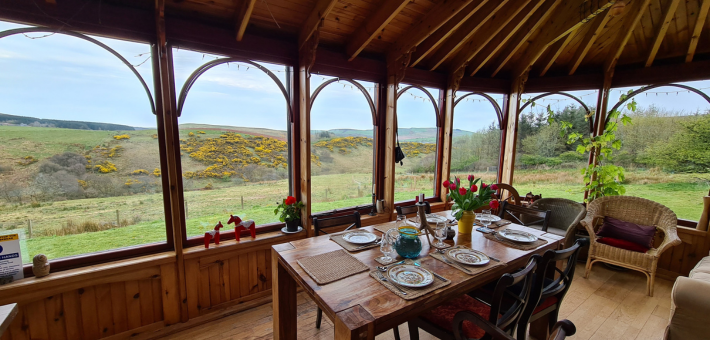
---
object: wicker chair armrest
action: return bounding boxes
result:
[579,215,597,238]
[655,226,682,257]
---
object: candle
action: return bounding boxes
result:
[419,193,424,202]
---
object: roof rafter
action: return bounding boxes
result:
[538,29,577,76]
[604,0,651,73]
[409,0,489,67]
[445,0,541,73]
[235,0,257,41]
[425,0,510,71]
[645,0,681,67]
[387,0,476,64]
[686,0,710,62]
[298,0,338,49]
[513,0,615,78]
[568,8,613,75]
[346,0,411,61]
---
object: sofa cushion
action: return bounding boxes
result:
[597,237,649,253]
[596,216,656,248]
[690,256,710,276]
[689,271,710,283]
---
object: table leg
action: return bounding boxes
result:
[334,305,374,340]
[272,249,297,340]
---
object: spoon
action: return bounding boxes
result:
[376,260,405,272]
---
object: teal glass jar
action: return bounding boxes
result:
[394,227,422,259]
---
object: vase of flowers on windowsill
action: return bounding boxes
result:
[275,196,305,232]
[443,175,499,234]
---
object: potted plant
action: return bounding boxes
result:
[443,175,499,234]
[274,195,304,232]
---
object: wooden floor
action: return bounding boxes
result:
[162,263,673,340]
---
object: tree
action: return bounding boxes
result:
[647,114,710,173]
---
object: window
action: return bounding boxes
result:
[394,85,440,201]
[607,81,710,220]
[309,76,376,213]
[172,48,291,238]
[0,21,166,263]
[514,90,597,202]
[450,92,504,184]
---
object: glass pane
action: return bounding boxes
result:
[607,81,710,220]
[514,90,597,202]
[450,92,504,184]
[0,21,165,262]
[173,49,290,237]
[394,85,439,202]
[310,76,376,212]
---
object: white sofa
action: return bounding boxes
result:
[665,252,710,339]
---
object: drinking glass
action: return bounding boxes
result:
[480,209,492,233]
[379,238,394,263]
[434,221,447,248]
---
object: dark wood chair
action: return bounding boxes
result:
[498,201,551,232]
[492,183,522,206]
[396,201,431,216]
[311,211,362,329]
[407,256,538,340]
[452,312,577,340]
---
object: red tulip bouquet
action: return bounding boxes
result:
[443,175,499,221]
[274,195,305,223]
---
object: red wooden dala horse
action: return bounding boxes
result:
[204,221,224,248]
[228,215,255,241]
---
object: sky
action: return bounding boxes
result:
[1,20,709,133]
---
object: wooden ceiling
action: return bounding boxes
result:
[162,0,710,78]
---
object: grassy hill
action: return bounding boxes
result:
[0,113,135,131]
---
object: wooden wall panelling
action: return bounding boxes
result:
[125,281,143,331]
[184,259,201,318]
[45,295,67,340]
[138,279,156,326]
[109,283,128,334]
[62,291,82,340]
[198,266,212,313]
[95,284,115,336]
[79,287,101,339]
[25,299,49,340]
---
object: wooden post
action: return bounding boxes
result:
[241,196,244,209]
[116,209,120,227]
[27,220,32,239]
[584,70,613,201]
[298,26,318,238]
[500,72,528,185]
[184,200,188,219]
[440,74,456,203]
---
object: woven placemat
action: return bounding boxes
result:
[369,265,451,300]
[483,231,548,250]
[491,219,512,229]
[330,232,380,252]
[297,250,369,285]
[430,248,505,275]
[374,222,398,234]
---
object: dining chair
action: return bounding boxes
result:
[396,201,431,216]
[492,183,522,206]
[407,256,538,340]
[529,198,586,249]
[311,211,362,329]
[498,201,551,232]
[452,312,577,340]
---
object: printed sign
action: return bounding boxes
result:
[0,234,24,282]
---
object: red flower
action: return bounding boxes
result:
[458,187,467,195]
[449,182,457,191]
[481,183,488,189]
[491,184,498,190]
[443,180,450,189]
[468,174,475,182]
[489,200,500,209]
[285,196,297,205]
[470,184,478,192]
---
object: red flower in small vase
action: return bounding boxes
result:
[491,184,498,190]
[481,183,488,189]
[455,177,461,186]
[467,174,474,182]
[285,196,297,205]
[450,182,457,191]
[443,180,450,189]
[458,187,467,195]
[489,200,500,210]
[470,184,478,192]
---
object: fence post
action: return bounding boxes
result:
[116,210,120,227]
[185,200,188,219]
[27,219,32,238]
[241,196,244,209]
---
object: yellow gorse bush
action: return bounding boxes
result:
[95,161,117,173]
[400,142,436,157]
[132,169,149,175]
[17,155,38,166]
[152,168,161,177]
[113,134,130,140]
[313,136,372,154]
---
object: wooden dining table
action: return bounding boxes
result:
[271,211,564,340]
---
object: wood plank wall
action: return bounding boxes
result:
[656,226,710,279]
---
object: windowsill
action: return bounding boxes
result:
[182,221,285,248]
[183,227,308,259]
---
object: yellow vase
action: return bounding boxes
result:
[457,211,476,234]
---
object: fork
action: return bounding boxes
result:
[375,271,407,295]
[353,238,381,250]
[439,255,473,274]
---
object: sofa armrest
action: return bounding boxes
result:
[666,277,710,340]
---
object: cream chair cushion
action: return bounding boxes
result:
[667,276,710,340]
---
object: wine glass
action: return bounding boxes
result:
[379,237,394,263]
[480,209,492,233]
[434,221,447,248]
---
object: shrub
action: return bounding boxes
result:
[559,151,585,163]
[188,132,195,137]
[94,161,117,173]
[204,183,213,190]
[520,155,562,167]
[132,169,149,175]
[152,168,161,177]
[151,134,158,139]
[113,134,130,140]
[17,156,38,166]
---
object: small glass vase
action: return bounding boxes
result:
[457,211,476,234]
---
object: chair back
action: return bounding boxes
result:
[488,256,538,334]
[529,198,585,233]
[452,313,576,340]
[493,183,521,206]
[312,212,361,236]
[396,202,431,216]
[498,201,551,231]
[517,239,588,340]
[586,196,676,234]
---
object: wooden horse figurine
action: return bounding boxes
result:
[204,221,224,248]
[228,215,255,241]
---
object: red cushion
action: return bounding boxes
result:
[597,237,649,253]
[533,296,558,314]
[421,295,492,339]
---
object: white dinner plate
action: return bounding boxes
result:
[497,229,538,243]
[342,231,377,244]
[387,264,434,288]
[408,214,448,225]
[446,248,490,266]
[476,215,502,223]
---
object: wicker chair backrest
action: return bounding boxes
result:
[587,196,677,233]
[530,198,586,232]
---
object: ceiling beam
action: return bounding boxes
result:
[604,0,651,73]
[235,0,257,41]
[513,0,615,77]
[539,29,577,76]
[568,8,613,75]
[346,0,411,61]
[445,0,541,73]
[424,0,510,71]
[387,0,475,63]
[686,0,710,62]
[298,0,338,49]
[645,0,681,66]
[409,0,488,67]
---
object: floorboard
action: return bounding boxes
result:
[160,263,673,340]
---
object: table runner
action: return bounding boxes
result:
[297,249,369,285]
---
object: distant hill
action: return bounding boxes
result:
[179,123,288,141]
[0,113,135,131]
[313,128,475,143]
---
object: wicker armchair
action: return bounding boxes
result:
[581,196,681,296]
[530,198,586,249]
